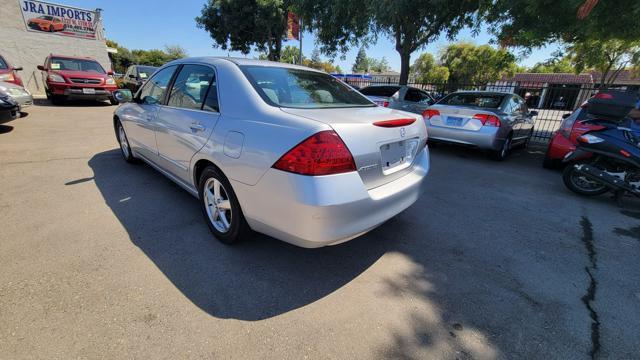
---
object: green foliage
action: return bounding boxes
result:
[411,53,449,83]
[529,56,576,74]
[351,46,369,73]
[569,38,640,86]
[280,45,301,64]
[440,42,517,84]
[369,57,390,73]
[196,0,290,61]
[303,49,337,73]
[294,0,481,84]
[485,0,640,49]
[106,40,188,73]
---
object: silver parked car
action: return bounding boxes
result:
[112,58,430,248]
[360,85,435,115]
[0,81,33,112]
[425,91,537,160]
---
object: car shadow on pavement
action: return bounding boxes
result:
[0,124,14,134]
[88,149,393,321]
[33,98,113,107]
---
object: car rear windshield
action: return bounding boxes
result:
[241,66,374,109]
[438,93,505,108]
[359,86,401,97]
[50,57,106,74]
[137,66,157,79]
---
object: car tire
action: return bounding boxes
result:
[198,166,252,245]
[48,26,54,32]
[109,96,119,106]
[115,120,137,163]
[491,133,512,161]
[562,163,609,196]
[50,95,65,105]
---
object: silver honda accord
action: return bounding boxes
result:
[112,58,430,248]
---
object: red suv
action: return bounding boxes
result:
[37,55,118,105]
[0,54,24,86]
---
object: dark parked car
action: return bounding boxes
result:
[0,54,24,86]
[0,94,19,124]
[121,65,158,93]
[360,85,435,115]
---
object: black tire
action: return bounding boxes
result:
[562,164,609,196]
[45,90,51,100]
[109,96,119,106]
[491,133,512,161]
[115,120,137,163]
[50,95,65,105]
[48,26,54,32]
[198,166,252,245]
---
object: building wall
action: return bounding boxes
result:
[0,0,110,95]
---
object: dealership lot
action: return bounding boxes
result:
[1,103,639,359]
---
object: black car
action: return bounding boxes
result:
[121,65,158,93]
[0,94,19,124]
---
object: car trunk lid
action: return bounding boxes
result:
[426,104,501,131]
[280,106,427,189]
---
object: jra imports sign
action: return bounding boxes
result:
[20,0,98,39]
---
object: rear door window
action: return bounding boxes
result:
[405,88,432,103]
[167,64,215,111]
[439,93,505,108]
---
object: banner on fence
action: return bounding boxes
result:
[20,0,98,39]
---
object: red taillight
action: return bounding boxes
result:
[620,149,631,157]
[473,114,501,127]
[373,118,416,128]
[382,101,389,107]
[422,109,440,120]
[272,130,356,176]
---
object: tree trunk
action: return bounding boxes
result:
[398,50,411,85]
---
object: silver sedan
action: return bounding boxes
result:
[113,58,430,248]
[425,91,537,160]
[0,81,33,111]
[360,85,435,115]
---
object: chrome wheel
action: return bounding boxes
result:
[118,124,130,158]
[203,178,232,233]
[570,172,607,192]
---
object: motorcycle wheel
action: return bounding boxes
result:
[562,164,609,196]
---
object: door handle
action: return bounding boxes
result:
[190,123,205,132]
[145,115,153,121]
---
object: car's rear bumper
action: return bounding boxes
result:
[546,131,575,160]
[426,123,502,150]
[0,106,20,123]
[49,83,117,100]
[232,147,430,248]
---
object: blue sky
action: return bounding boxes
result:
[53,0,560,72]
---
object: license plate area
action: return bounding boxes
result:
[380,138,419,175]
[445,116,463,126]
[82,88,96,95]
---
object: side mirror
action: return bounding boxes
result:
[528,110,539,117]
[128,74,136,79]
[562,113,571,119]
[113,89,133,103]
[37,65,46,71]
[14,67,23,71]
[107,70,114,76]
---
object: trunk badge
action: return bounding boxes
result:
[399,127,406,137]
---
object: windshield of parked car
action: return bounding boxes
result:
[438,93,505,108]
[137,66,157,79]
[50,57,106,74]
[359,86,401,97]
[241,66,374,108]
[38,16,54,20]
[0,57,7,70]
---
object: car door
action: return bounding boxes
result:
[123,65,177,162]
[155,64,219,182]
[402,88,433,114]
[517,96,534,137]
[502,95,523,138]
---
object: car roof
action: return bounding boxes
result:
[450,90,514,96]
[167,57,325,73]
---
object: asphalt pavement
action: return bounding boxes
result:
[1,101,638,359]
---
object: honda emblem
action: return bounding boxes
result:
[399,127,406,137]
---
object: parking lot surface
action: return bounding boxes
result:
[1,102,639,359]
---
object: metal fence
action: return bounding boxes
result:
[341,77,637,143]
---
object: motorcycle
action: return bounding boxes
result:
[562,92,640,203]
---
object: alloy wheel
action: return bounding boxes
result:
[118,124,130,158]
[203,178,232,233]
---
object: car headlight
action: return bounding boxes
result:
[0,73,15,82]
[48,73,65,83]
[106,77,115,85]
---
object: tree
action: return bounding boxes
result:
[485,0,640,49]
[335,65,344,74]
[351,46,369,73]
[370,57,390,73]
[164,44,188,60]
[196,0,290,61]
[280,45,301,64]
[529,56,576,74]
[569,39,640,87]
[440,42,517,84]
[295,0,481,85]
[411,53,449,83]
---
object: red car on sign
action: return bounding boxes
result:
[27,15,66,32]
